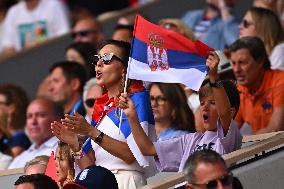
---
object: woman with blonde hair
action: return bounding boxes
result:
[55,142,75,189]
[239,7,284,70]
[159,18,195,41]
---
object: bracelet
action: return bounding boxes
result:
[70,145,84,160]
[71,148,84,160]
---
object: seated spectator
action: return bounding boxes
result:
[0,84,31,157]
[24,155,49,175]
[8,98,63,169]
[239,7,284,70]
[148,82,195,141]
[229,36,284,134]
[112,24,134,43]
[15,174,59,189]
[0,0,17,52]
[82,78,103,123]
[159,18,195,41]
[1,0,70,56]
[63,165,118,189]
[55,142,75,189]
[118,51,242,172]
[48,61,88,116]
[72,17,104,49]
[182,0,239,50]
[65,42,97,78]
[183,149,237,189]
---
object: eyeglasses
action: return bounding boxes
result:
[71,30,97,39]
[191,173,233,189]
[150,95,167,105]
[92,53,124,65]
[162,23,178,30]
[84,98,95,108]
[241,19,254,28]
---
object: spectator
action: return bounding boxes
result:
[55,142,75,189]
[48,61,88,116]
[148,82,195,141]
[24,155,49,175]
[182,0,239,50]
[65,42,97,78]
[63,165,118,189]
[0,0,17,52]
[239,7,284,70]
[0,84,31,157]
[82,78,103,123]
[0,108,11,155]
[8,98,63,169]
[112,24,134,43]
[72,17,104,49]
[229,36,284,134]
[2,0,70,56]
[159,18,195,41]
[183,149,235,189]
[118,52,242,172]
[52,40,155,189]
[15,174,59,189]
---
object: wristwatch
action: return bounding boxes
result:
[94,132,105,144]
[209,79,223,88]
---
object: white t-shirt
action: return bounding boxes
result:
[154,120,242,172]
[8,136,58,169]
[270,42,284,71]
[2,0,70,51]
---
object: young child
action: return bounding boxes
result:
[119,51,242,172]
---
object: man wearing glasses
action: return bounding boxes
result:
[183,149,237,189]
[72,17,104,49]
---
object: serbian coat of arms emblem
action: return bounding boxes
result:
[147,32,169,71]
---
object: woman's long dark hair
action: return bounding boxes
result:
[149,82,196,132]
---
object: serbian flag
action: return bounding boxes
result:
[128,15,213,91]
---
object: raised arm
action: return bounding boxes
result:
[62,112,136,164]
[119,93,157,156]
[206,51,231,134]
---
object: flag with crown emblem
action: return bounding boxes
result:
[128,15,213,91]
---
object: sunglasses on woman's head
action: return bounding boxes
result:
[92,53,124,65]
[191,172,233,189]
[241,19,254,28]
[84,98,95,108]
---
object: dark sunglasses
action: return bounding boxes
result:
[191,173,233,189]
[92,53,124,65]
[241,19,254,28]
[84,98,95,108]
[71,30,97,39]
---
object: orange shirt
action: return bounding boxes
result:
[235,70,284,133]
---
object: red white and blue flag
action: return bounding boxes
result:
[128,15,213,91]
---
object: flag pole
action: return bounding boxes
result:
[118,57,131,134]
[118,15,139,134]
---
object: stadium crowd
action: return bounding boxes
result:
[0,0,283,189]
